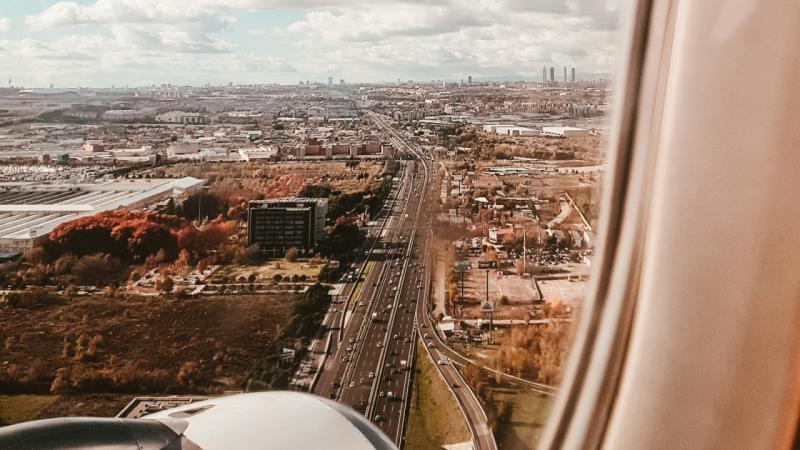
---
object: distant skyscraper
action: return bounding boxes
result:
[564,66,567,82]
[550,67,555,82]
[328,76,333,86]
[571,67,576,83]
[340,79,345,85]
[467,75,472,85]
[543,66,547,83]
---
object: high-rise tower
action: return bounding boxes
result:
[550,67,555,82]
[571,67,576,83]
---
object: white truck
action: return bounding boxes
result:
[400,359,408,370]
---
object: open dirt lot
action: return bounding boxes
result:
[537,277,588,305]
[453,260,539,319]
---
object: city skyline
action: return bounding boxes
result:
[0,0,625,88]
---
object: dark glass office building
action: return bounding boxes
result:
[247,198,328,256]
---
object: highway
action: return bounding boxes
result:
[374,111,498,450]
[309,111,436,446]
[305,161,415,396]
[305,110,499,450]
[291,162,411,392]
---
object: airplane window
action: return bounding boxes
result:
[0,1,632,449]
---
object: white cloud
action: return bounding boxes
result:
[26,1,236,31]
[278,0,624,80]
[9,0,628,86]
[0,18,10,33]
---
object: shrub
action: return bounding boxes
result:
[285,247,300,262]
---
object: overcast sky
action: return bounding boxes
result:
[0,0,628,88]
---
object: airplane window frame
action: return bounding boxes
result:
[538,0,676,447]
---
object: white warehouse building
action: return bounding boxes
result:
[541,126,590,137]
[0,177,205,255]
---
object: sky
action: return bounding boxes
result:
[0,0,628,88]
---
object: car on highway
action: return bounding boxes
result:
[379,391,385,398]
[427,343,435,348]
[368,371,374,379]
[349,381,355,388]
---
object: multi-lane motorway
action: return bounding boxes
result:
[304,111,496,449]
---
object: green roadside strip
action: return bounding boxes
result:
[347,260,374,312]
[405,341,471,449]
[0,395,58,426]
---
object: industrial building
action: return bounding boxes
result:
[0,177,205,255]
[482,124,538,136]
[247,198,328,257]
[541,126,590,137]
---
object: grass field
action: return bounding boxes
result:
[0,395,57,426]
[405,342,470,450]
[490,387,554,450]
[210,259,325,284]
[0,293,296,398]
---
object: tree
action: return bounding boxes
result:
[73,254,126,285]
[321,219,362,257]
[45,210,182,264]
[157,276,174,293]
[298,184,332,198]
[285,247,300,262]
